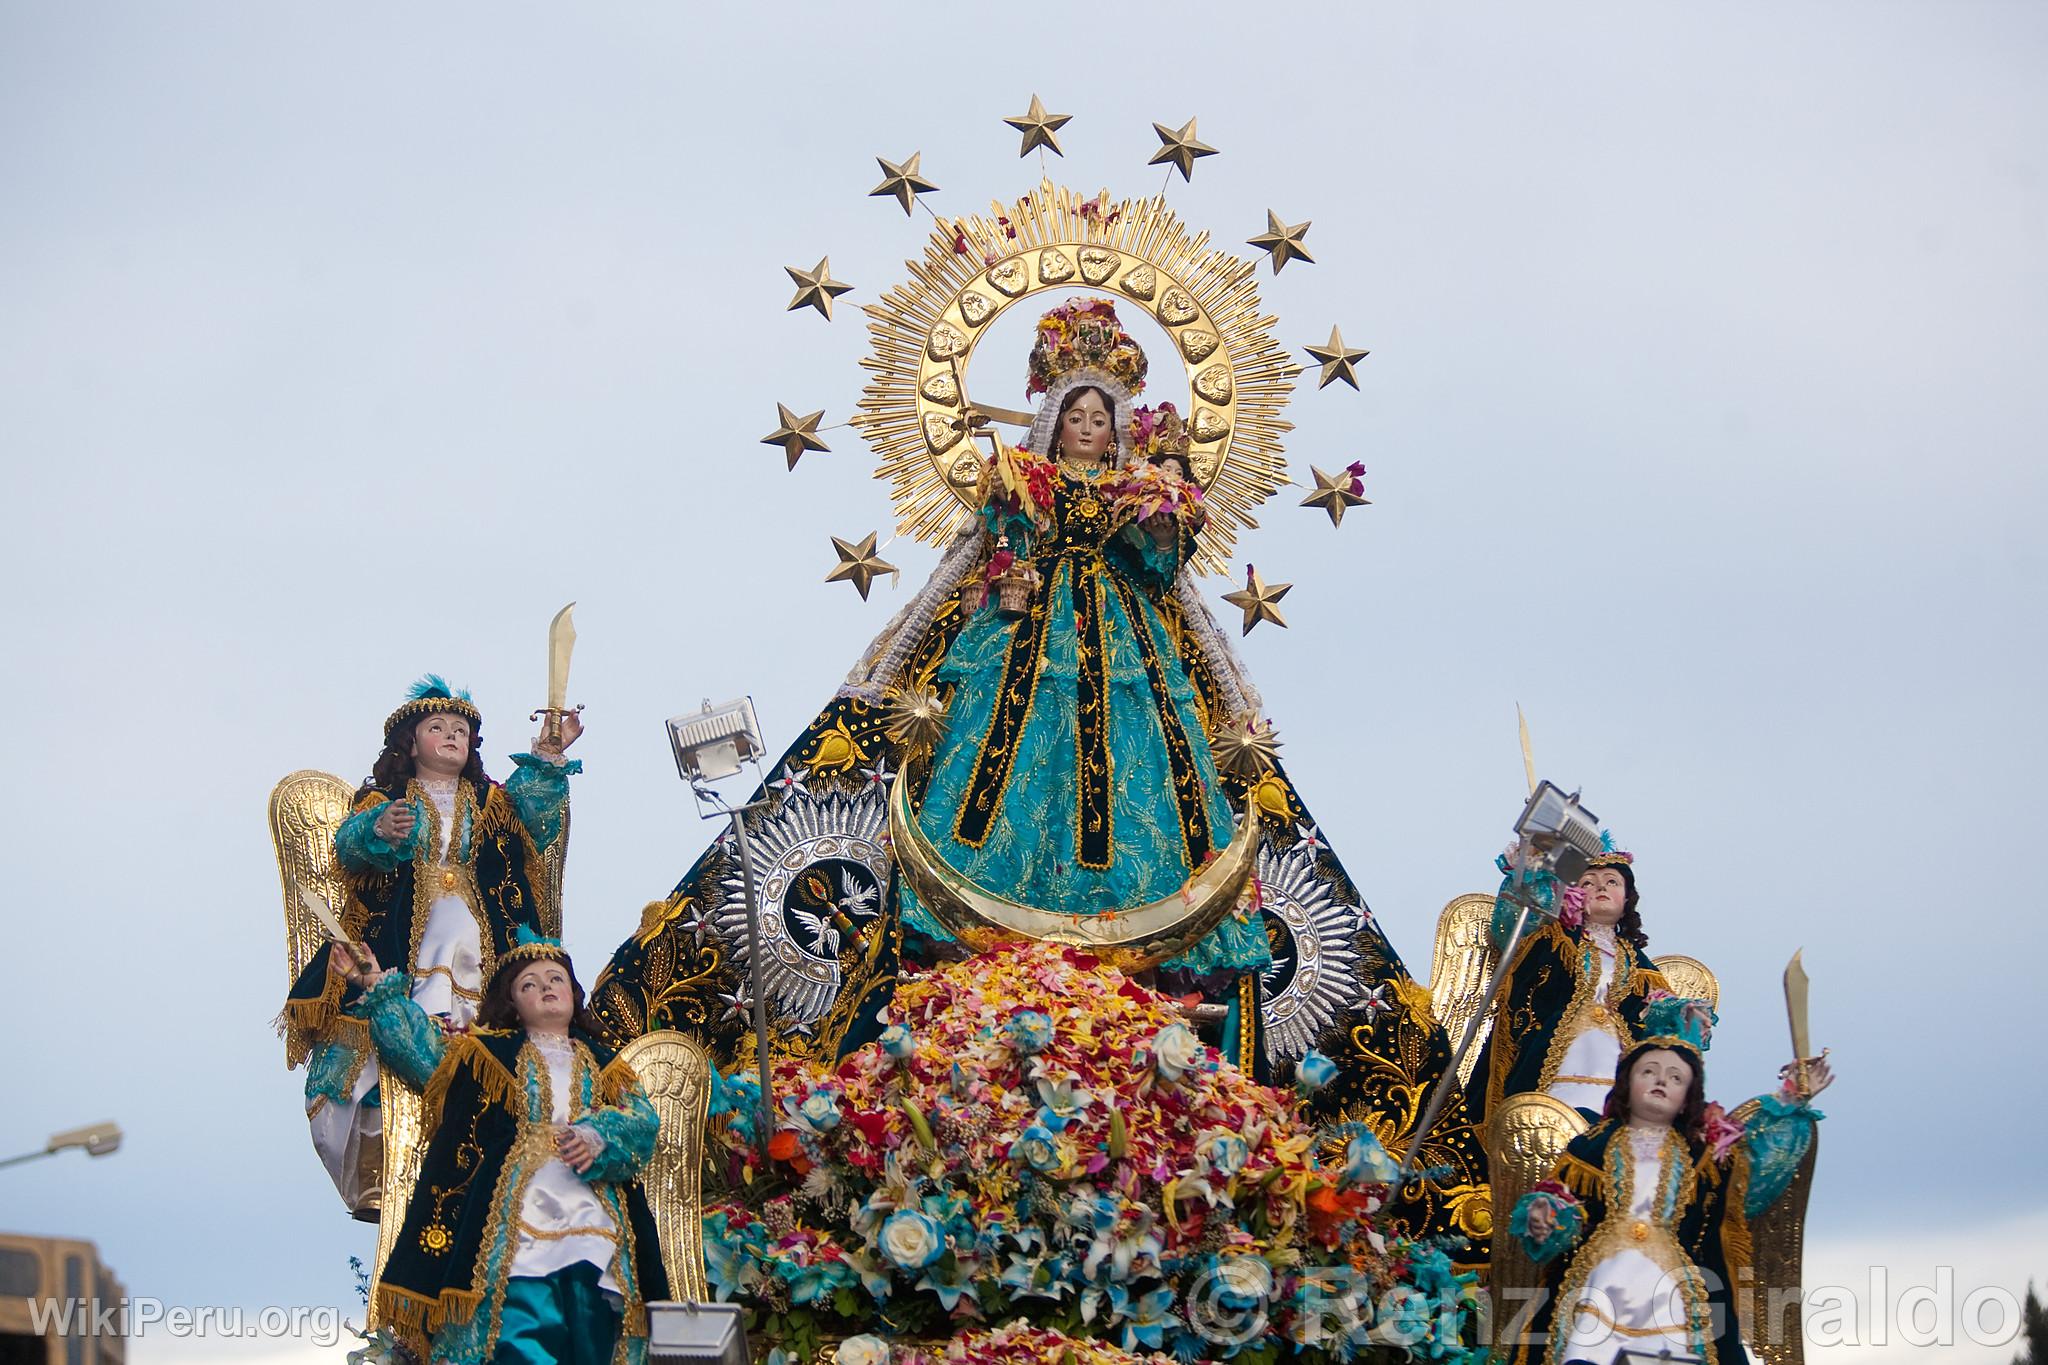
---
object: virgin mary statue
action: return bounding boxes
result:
[589,297,1490,1245]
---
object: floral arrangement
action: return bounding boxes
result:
[704,942,1477,1364]
[1026,297,1148,397]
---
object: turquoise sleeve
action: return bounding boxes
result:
[1741,1093,1822,1216]
[304,1034,370,1107]
[334,800,418,872]
[358,972,446,1090]
[505,753,581,849]
[578,1089,660,1183]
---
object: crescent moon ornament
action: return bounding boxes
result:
[888,761,1263,971]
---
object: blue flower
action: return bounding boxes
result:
[1295,1048,1338,1093]
[1122,1285,1177,1350]
[1195,1129,1250,1178]
[879,1023,914,1060]
[778,1255,853,1306]
[1342,1131,1399,1185]
[1012,1124,1063,1173]
[796,1089,841,1132]
[1007,1009,1056,1055]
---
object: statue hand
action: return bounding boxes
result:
[374,800,414,844]
[557,1126,598,1174]
[533,710,583,757]
[1783,1052,1834,1099]
[330,942,387,990]
[557,710,583,749]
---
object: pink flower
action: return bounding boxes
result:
[1699,1102,1744,1160]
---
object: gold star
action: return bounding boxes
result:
[1303,325,1370,390]
[1211,718,1284,779]
[825,532,897,600]
[884,685,951,761]
[1221,565,1291,635]
[760,403,829,470]
[1247,211,1315,274]
[1148,117,1218,182]
[1004,94,1072,158]
[784,257,854,320]
[1300,465,1370,527]
[868,152,939,216]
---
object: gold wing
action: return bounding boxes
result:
[538,806,571,940]
[1428,893,1501,1087]
[1653,953,1720,1011]
[1729,1096,1818,1365]
[618,1030,713,1303]
[367,1072,427,1327]
[269,770,358,986]
[1484,1093,1589,1347]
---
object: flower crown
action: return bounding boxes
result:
[383,674,482,741]
[1025,297,1148,398]
[1130,402,1191,460]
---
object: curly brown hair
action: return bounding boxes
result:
[364,710,490,800]
[476,953,602,1036]
[1601,1040,1708,1136]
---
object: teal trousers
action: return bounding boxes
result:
[490,1263,623,1365]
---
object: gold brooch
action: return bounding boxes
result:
[421,1223,453,1254]
[1630,1221,1650,1242]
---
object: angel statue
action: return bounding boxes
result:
[276,675,582,1217]
[590,282,1491,1250]
[1505,998,1834,1365]
[1468,846,1676,1123]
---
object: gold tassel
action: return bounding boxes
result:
[599,1056,641,1106]
[1721,1147,1757,1333]
[373,1282,484,1337]
[422,1035,522,1132]
[1554,1153,1605,1198]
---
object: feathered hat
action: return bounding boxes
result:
[383,674,482,742]
[489,925,574,991]
[1585,833,1636,896]
[1637,993,1717,1060]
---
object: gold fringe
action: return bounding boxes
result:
[373,1281,483,1336]
[278,968,354,1069]
[598,1055,641,1106]
[1722,1147,1758,1339]
[1553,1152,1606,1199]
[421,1034,522,1133]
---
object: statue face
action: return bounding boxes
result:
[411,712,471,778]
[1057,388,1113,461]
[1576,866,1628,927]
[510,959,575,1032]
[1626,1048,1693,1127]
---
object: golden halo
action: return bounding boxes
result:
[852,180,1296,576]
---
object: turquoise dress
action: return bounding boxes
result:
[901,467,1270,975]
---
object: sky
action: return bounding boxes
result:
[2,3,2043,1362]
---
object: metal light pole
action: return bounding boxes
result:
[666,699,777,1149]
[1391,782,1603,1189]
[0,1121,122,1170]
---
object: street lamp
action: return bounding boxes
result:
[0,1121,123,1170]
[646,1301,750,1365]
[1393,781,1602,1186]
[665,698,776,1149]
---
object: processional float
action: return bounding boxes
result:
[270,98,1822,1365]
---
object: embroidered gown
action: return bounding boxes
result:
[899,465,1271,975]
[1509,1098,1820,1365]
[288,754,575,1212]
[360,970,667,1364]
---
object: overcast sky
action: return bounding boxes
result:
[3,4,2043,1362]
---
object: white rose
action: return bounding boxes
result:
[1153,1023,1202,1082]
[836,1335,891,1365]
[878,1209,945,1270]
